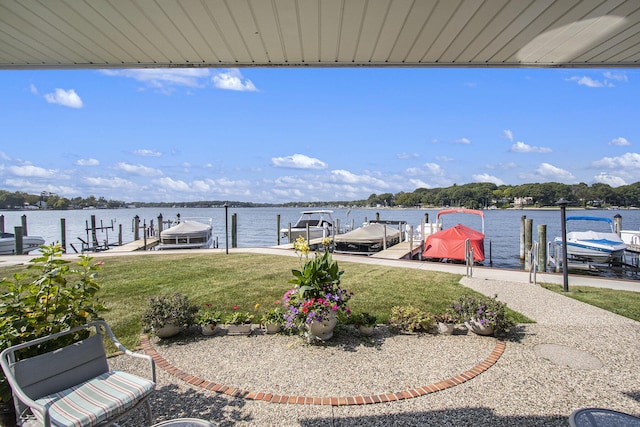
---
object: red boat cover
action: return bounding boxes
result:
[422,224,485,262]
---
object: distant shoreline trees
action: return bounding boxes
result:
[1,181,639,211]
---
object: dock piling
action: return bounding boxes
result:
[519,215,526,260]
[21,214,27,236]
[276,215,281,245]
[61,218,67,252]
[537,225,547,272]
[0,214,4,233]
[14,226,23,254]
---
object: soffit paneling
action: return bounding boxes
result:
[1,0,640,69]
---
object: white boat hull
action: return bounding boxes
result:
[554,231,626,264]
[158,219,213,250]
[0,234,45,255]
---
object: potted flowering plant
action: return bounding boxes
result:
[449,294,514,336]
[282,238,353,340]
[141,292,198,338]
[223,305,255,335]
[351,312,377,336]
[433,312,457,335]
[260,306,285,334]
[197,304,222,336]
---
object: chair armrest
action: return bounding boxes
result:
[96,320,156,382]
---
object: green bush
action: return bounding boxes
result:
[388,305,434,333]
[0,244,106,403]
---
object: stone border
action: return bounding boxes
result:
[140,334,505,406]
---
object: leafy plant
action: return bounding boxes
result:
[196,304,222,326]
[0,244,106,403]
[223,306,254,325]
[141,292,198,333]
[350,312,377,327]
[449,294,514,335]
[283,242,352,332]
[260,306,285,325]
[434,312,456,324]
[389,305,434,333]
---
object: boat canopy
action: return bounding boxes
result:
[161,221,211,239]
[333,223,400,244]
[566,216,613,224]
[422,224,485,262]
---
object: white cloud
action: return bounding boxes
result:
[592,152,640,169]
[30,84,38,95]
[271,154,327,170]
[397,152,419,160]
[593,172,627,187]
[101,69,210,89]
[486,162,517,170]
[84,176,136,189]
[44,88,83,108]
[472,173,505,186]
[114,162,163,177]
[154,177,191,192]
[424,163,445,176]
[8,164,57,178]
[133,149,162,157]
[503,130,514,141]
[510,141,552,153]
[212,69,257,92]
[435,156,453,162]
[453,137,471,144]
[608,137,631,146]
[603,71,628,83]
[76,158,100,166]
[534,163,576,181]
[0,151,10,161]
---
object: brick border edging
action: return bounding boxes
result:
[140,334,506,406]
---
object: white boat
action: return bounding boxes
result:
[333,222,401,255]
[158,218,213,250]
[280,210,335,243]
[554,216,627,264]
[620,229,640,253]
[0,232,45,255]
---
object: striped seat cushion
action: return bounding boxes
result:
[34,370,155,427]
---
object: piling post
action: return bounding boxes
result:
[0,214,4,232]
[614,214,622,237]
[61,218,67,252]
[158,214,163,235]
[525,218,533,268]
[276,215,281,245]
[537,224,547,272]
[231,213,237,248]
[21,214,27,236]
[134,215,140,241]
[90,215,98,248]
[14,226,23,254]
[376,212,380,221]
[118,224,123,246]
[519,215,526,260]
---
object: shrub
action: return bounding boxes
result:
[388,305,434,333]
[0,244,106,403]
[141,292,198,333]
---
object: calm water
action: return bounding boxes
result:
[2,207,640,274]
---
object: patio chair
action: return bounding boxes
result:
[0,320,156,427]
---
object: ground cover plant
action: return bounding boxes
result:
[0,252,533,350]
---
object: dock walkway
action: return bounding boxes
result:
[370,241,423,260]
[107,237,158,252]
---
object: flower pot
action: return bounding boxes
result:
[264,323,280,334]
[358,325,375,336]
[465,319,494,336]
[307,312,338,341]
[201,324,218,336]
[226,324,252,335]
[437,322,455,335]
[155,324,183,338]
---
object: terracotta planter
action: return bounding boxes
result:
[437,322,455,335]
[155,324,183,338]
[226,324,252,335]
[307,312,338,341]
[465,319,494,336]
[264,323,280,334]
[201,324,218,336]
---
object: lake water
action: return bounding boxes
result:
[2,207,640,277]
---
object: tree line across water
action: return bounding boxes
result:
[2,181,639,211]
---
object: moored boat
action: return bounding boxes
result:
[0,232,45,255]
[554,216,626,264]
[333,222,401,255]
[422,209,485,262]
[280,210,335,243]
[158,218,213,250]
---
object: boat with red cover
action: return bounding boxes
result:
[422,209,485,263]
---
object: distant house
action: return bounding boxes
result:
[513,197,534,208]
[35,201,47,209]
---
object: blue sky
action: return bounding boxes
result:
[0,67,638,203]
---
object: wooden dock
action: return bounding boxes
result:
[108,237,159,252]
[370,241,423,260]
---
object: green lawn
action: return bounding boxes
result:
[2,252,534,349]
